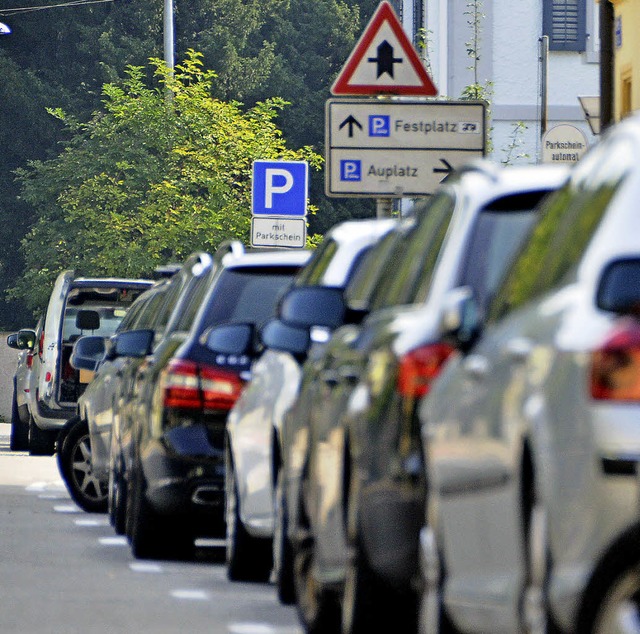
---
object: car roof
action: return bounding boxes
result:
[219,249,311,270]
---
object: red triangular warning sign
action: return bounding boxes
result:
[331,1,438,97]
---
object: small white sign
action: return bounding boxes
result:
[251,217,306,249]
[542,124,589,164]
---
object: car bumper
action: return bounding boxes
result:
[360,479,425,588]
[141,424,225,521]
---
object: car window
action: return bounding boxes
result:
[169,267,219,333]
[345,218,415,311]
[369,191,455,311]
[488,136,634,322]
[294,238,338,286]
[452,190,551,313]
[196,267,301,335]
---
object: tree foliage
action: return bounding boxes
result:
[0,0,381,325]
[12,51,322,312]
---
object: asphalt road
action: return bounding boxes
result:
[0,423,302,634]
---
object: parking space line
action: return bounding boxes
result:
[170,589,211,601]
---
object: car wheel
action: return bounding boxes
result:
[57,418,108,513]
[582,537,640,634]
[225,447,272,582]
[28,414,57,456]
[108,454,127,535]
[341,528,388,634]
[418,525,459,634]
[274,471,295,604]
[293,466,340,634]
[10,382,29,451]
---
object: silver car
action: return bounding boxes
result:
[419,113,640,634]
[223,218,396,583]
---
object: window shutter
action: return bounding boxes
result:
[543,0,587,52]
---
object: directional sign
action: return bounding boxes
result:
[325,99,487,197]
[252,160,308,217]
[331,1,437,96]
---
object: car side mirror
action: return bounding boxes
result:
[112,329,155,358]
[7,329,36,350]
[279,286,346,329]
[70,335,106,372]
[438,286,482,351]
[261,319,311,359]
[597,258,640,316]
[201,323,257,357]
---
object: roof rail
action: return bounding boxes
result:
[153,263,182,279]
[451,158,501,182]
[215,240,245,261]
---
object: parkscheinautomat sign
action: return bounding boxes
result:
[325,98,487,197]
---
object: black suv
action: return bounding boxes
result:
[119,243,310,559]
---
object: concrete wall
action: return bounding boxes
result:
[0,333,18,422]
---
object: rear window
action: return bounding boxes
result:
[197,267,300,335]
[62,286,148,341]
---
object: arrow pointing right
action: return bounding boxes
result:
[433,158,454,176]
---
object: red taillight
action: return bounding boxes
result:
[26,353,34,369]
[38,331,45,359]
[591,319,640,401]
[160,359,245,411]
[397,342,455,399]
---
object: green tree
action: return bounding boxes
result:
[12,51,322,313]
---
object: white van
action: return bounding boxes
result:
[28,271,153,455]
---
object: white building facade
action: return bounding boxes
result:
[391,0,600,164]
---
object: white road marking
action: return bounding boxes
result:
[54,504,81,513]
[170,589,210,601]
[129,562,163,573]
[228,625,302,634]
[75,518,109,527]
[99,536,128,546]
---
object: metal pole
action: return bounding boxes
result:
[539,35,549,139]
[164,0,174,71]
[599,0,614,130]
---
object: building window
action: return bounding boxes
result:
[543,0,587,52]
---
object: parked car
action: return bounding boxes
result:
[118,244,310,560]
[223,218,396,583]
[7,321,39,450]
[27,272,153,455]
[283,160,569,634]
[418,113,640,634]
[58,276,176,513]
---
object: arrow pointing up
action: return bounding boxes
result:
[339,115,363,137]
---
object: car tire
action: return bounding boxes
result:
[274,471,295,604]
[10,381,29,451]
[418,525,459,634]
[57,417,108,513]
[292,465,340,634]
[225,447,273,582]
[579,530,640,634]
[28,414,57,456]
[108,453,127,535]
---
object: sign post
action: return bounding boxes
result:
[251,160,308,248]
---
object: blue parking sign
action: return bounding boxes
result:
[252,160,308,217]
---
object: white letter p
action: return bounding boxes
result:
[265,169,294,209]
